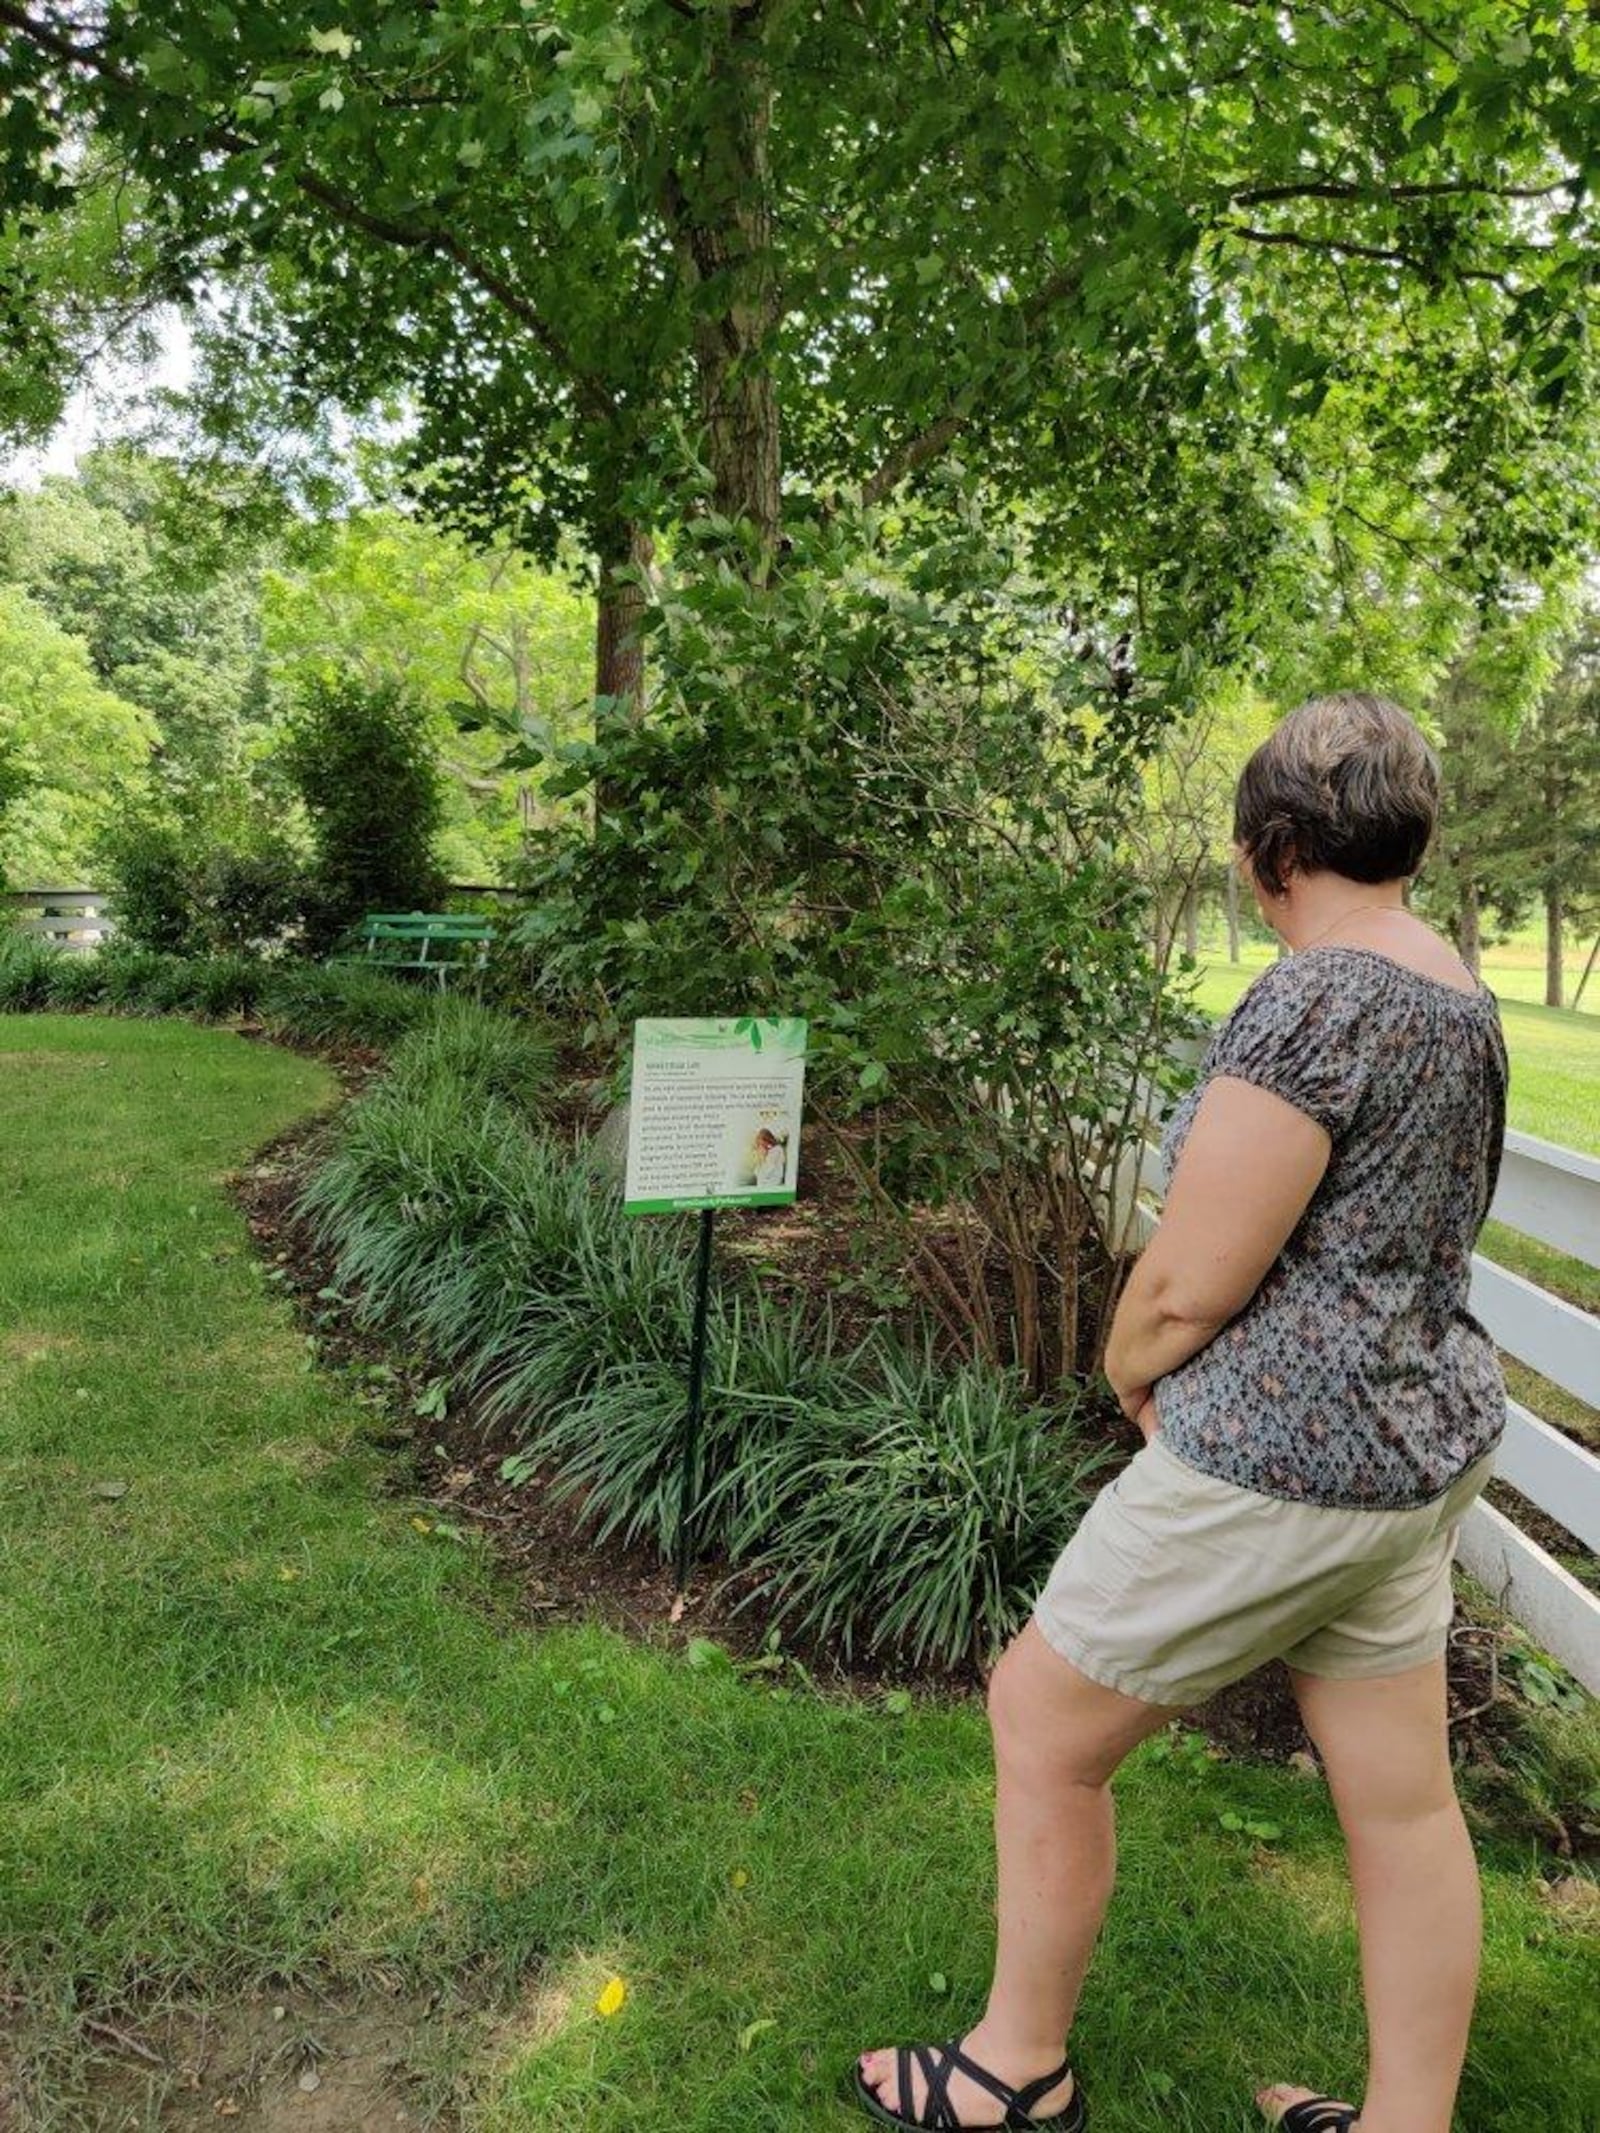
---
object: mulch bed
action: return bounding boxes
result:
[226,1055,1595,1859]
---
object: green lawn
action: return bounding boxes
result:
[0,1015,1596,2130]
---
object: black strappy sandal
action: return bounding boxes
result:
[852,2037,1086,2132]
[1276,2101,1357,2133]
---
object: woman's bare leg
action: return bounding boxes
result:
[1258,1658,1480,2133]
[859,1622,1176,2123]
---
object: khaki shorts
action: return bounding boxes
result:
[1032,1432,1498,1707]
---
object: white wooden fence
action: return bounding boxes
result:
[1118,1099,1600,1695]
[3,886,116,952]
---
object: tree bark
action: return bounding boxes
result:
[662,11,783,571]
[1546,882,1565,1008]
[595,520,653,715]
[1224,862,1240,962]
[1182,883,1199,959]
[592,517,654,829]
[1456,878,1481,976]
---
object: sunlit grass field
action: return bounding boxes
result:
[0,1013,1594,2129]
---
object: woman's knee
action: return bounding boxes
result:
[987,1623,1167,1787]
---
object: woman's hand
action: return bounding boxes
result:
[1113,1380,1161,1443]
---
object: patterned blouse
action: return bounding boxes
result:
[1154,945,1509,1509]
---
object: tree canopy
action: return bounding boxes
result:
[4,3,1596,702]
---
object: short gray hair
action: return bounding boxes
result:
[1234,692,1440,898]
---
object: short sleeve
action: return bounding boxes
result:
[1204,957,1372,1141]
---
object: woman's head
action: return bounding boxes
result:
[1233,692,1440,901]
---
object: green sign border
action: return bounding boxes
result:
[624,1188,798,1215]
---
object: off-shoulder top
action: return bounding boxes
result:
[1154,945,1509,1509]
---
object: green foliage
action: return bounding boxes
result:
[259,502,593,873]
[0,928,57,1010]
[277,675,446,951]
[255,962,431,1050]
[300,1043,1107,1667]
[0,581,156,884]
[384,996,559,1115]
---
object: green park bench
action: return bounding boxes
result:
[334,911,496,991]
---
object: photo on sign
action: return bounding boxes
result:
[723,1109,794,1192]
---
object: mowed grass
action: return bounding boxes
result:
[0,1015,1595,2131]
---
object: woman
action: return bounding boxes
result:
[854,694,1509,2133]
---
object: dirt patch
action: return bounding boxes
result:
[0,1983,481,2131]
[0,1332,77,1365]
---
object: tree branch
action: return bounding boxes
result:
[1230,177,1575,208]
[0,3,617,420]
[1220,222,1514,285]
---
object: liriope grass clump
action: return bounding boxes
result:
[735,1343,1114,1667]
[0,930,59,1010]
[385,995,558,1113]
[257,962,429,1048]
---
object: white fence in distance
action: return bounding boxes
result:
[4,887,116,953]
[1119,1107,1600,1696]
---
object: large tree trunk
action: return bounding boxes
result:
[1182,882,1199,959]
[595,520,653,714]
[592,518,654,828]
[1546,882,1565,1008]
[662,9,783,571]
[1456,878,1481,976]
[1224,862,1240,962]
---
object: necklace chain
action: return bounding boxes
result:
[1299,901,1409,951]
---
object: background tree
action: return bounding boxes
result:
[0,581,155,881]
[278,674,446,949]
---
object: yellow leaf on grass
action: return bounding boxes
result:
[730,1868,750,1889]
[596,1976,627,2018]
[411,1517,433,1534]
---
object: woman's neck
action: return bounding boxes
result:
[1277,877,1409,953]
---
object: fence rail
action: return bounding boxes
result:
[3,886,116,952]
[1122,1104,1600,1695]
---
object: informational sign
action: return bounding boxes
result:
[624,1016,807,1215]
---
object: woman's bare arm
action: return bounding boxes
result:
[1104,1075,1333,1415]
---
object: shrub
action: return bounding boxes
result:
[258,963,429,1050]
[92,811,194,953]
[194,845,305,954]
[95,803,307,956]
[278,676,446,951]
[0,929,58,1009]
[385,996,558,1114]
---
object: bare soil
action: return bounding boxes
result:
[0,1981,486,2132]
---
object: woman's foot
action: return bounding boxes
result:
[856,2025,1076,2127]
[1255,2084,1361,2129]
